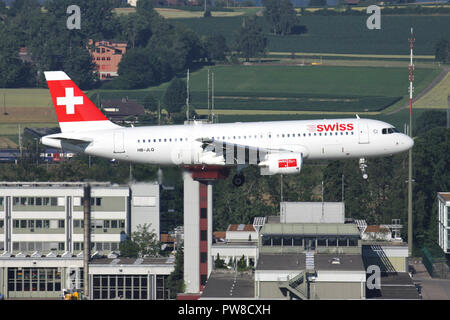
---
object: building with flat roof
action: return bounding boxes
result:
[0,181,164,299]
[0,181,159,256]
[256,252,366,299]
[438,192,450,254]
[280,201,345,224]
[0,255,174,300]
[355,219,409,273]
[256,218,366,300]
[260,222,361,254]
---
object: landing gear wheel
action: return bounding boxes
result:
[232,174,245,187]
[359,158,369,180]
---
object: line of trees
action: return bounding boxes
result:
[435,38,450,64]
[262,0,298,36]
[0,0,231,90]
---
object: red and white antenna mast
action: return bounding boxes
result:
[409,27,415,130]
[407,27,414,257]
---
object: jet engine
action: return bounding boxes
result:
[259,152,302,175]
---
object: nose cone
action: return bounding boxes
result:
[405,136,414,150]
[404,135,414,151]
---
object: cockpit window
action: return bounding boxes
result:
[382,127,399,134]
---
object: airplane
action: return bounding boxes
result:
[41,71,414,187]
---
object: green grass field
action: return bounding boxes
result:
[0,64,442,135]
[92,65,439,113]
[173,15,450,55]
[414,71,450,109]
[0,88,52,108]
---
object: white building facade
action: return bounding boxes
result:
[438,192,450,254]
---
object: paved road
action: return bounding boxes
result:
[410,260,450,300]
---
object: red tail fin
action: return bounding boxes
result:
[45,71,118,132]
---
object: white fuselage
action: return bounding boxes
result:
[42,118,413,167]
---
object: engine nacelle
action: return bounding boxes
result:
[259,152,302,175]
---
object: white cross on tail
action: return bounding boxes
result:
[57,87,83,114]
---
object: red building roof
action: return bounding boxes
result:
[227,224,256,232]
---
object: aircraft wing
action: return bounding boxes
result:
[195,137,297,165]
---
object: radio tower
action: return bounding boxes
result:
[408,28,414,257]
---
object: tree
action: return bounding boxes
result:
[435,38,450,64]
[167,242,185,299]
[262,0,298,35]
[234,16,267,62]
[163,77,187,115]
[214,253,226,269]
[119,223,160,258]
[237,255,248,271]
[117,48,160,89]
[118,13,152,48]
[143,92,159,112]
[204,34,229,62]
[0,26,35,87]
[119,238,140,258]
[415,110,447,136]
[132,223,161,257]
[136,0,154,15]
[147,24,206,74]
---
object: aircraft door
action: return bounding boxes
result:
[113,131,125,153]
[358,122,369,144]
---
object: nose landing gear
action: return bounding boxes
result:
[359,158,368,180]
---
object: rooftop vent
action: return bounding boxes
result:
[331,258,341,265]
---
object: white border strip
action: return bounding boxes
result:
[44,71,71,81]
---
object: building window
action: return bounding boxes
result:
[200,230,207,241]
[200,252,207,263]
[156,275,169,300]
[447,206,450,226]
[293,237,303,246]
[272,236,281,246]
[200,208,207,219]
[6,267,65,293]
[200,275,207,286]
[282,237,292,246]
[338,237,348,247]
[262,236,271,246]
[328,238,337,247]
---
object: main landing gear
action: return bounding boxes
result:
[359,158,368,180]
[232,173,245,187]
